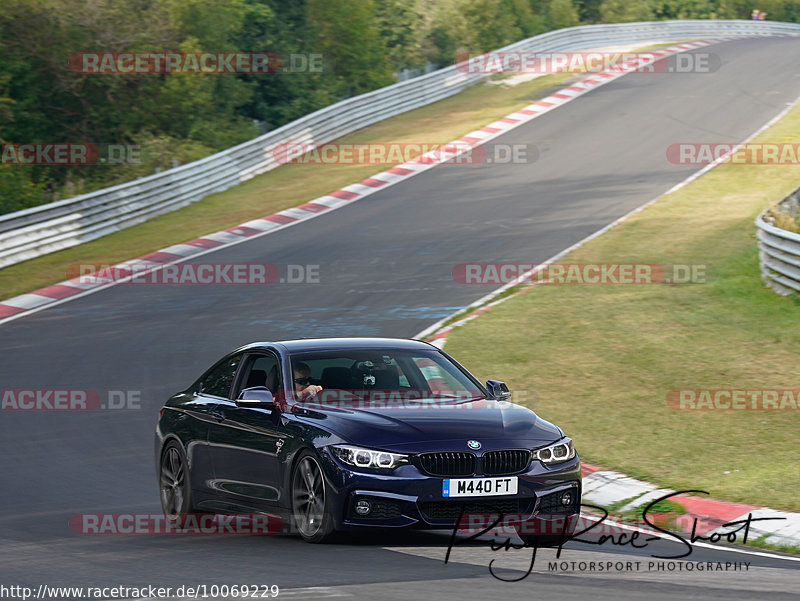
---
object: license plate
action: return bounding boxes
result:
[442,476,518,498]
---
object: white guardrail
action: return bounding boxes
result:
[2,19,800,268]
[756,186,800,295]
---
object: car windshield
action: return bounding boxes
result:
[289,348,484,404]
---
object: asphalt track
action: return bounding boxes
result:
[1,37,800,599]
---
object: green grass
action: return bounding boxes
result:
[750,535,800,555]
[615,498,686,522]
[445,101,800,511]
[598,495,686,525]
[0,70,575,299]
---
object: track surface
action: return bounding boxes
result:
[2,37,800,599]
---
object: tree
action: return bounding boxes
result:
[654,0,715,18]
[575,0,605,23]
[547,0,581,28]
[306,0,393,98]
[599,0,655,22]
[0,165,46,213]
[462,0,524,52]
[375,0,426,72]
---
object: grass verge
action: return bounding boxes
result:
[750,535,800,555]
[444,99,800,511]
[593,497,688,534]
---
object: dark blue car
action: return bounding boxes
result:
[155,338,581,543]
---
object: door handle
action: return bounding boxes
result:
[211,410,226,422]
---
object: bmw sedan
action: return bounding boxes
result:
[155,337,581,543]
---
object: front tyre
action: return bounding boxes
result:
[291,450,335,543]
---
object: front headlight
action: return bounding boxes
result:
[331,445,409,470]
[532,438,575,464]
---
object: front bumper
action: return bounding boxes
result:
[318,447,582,532]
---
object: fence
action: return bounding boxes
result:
[757,185,800,295]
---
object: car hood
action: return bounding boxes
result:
[293,398,563,451]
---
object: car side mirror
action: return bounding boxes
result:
[236,386,277,409]
[486,380,511,401]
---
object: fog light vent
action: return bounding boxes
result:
[355,499,372,515]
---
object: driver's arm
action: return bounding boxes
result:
[297,384,323,400]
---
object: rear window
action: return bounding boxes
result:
[199,353,242,398]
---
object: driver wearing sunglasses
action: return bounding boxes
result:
[293,362,323,401]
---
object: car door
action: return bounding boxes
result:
[186,351,244,509]
[206,350,290,509]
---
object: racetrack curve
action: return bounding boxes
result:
[1,37,800,599]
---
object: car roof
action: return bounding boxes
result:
[239,337,437,354]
